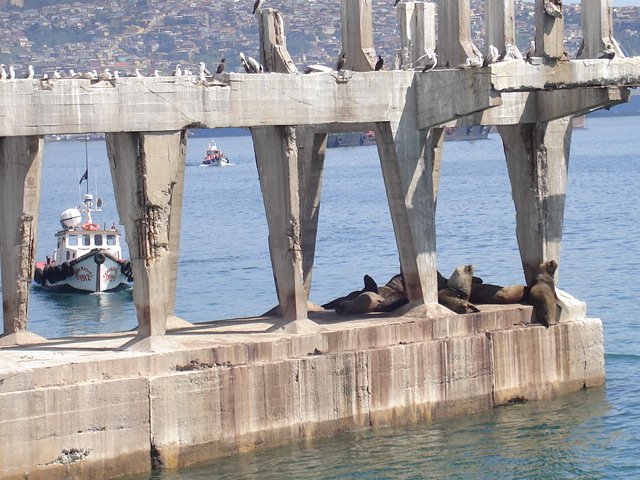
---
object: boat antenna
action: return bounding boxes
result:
[84,134,89,195]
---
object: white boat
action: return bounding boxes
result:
[202,139,230,166]
[33,193,133,292]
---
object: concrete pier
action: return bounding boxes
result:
[0,0,636,477]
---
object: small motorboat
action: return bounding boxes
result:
[202,139,230,166]
[33,193,133,292]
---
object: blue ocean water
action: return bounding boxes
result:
[1,115,639,478]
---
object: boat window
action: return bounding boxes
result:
[66,251,70,260]
[106,235,116,246]
[68,235,78,246]
[94,235,103,246]
[82,235,91,246]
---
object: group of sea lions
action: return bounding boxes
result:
[322,260,559,328]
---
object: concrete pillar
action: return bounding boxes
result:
[397,2,436,70]
[251,126,307,322]
[105,131,187,338]
[498,116,572,285]
[374,120,446,310]
[486,0,516,55]
[535,0,564,60]
[437,0,482,68]
[258,9,297,73]
[580,0,624,59]
[296,127,328,299]
[0,136,47,346]
[339,0,377,71]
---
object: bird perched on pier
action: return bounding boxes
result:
[153,70,161,77]
[198,62,212,77]
[239,52,263,73]
[336,52,347,71]
[525,40,535,62]
[599,43,616,60]
[97,68,112,81]
[8,66,16,80]
[375,55,384,71]
[0,64,7,80]
[53,69,61,79]
[113,70,120,79]
[172,64,182,76]
[421,50,437,72]
[252,0,263,14]
[216,58,226,74]
[498,43,523,62]
[25,64,34,79]
[483,45,499,67]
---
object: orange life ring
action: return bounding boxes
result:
[82,223,99,231]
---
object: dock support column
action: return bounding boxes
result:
[106,131,187,340]
[374,120,448,312]
[296,127,328,300]
[0,136,47,346]
[258,9,297,73]
[437,0,482,68]
[535,0,565,60]
[397,2,436,70]
[486,0,517,56]
[498,117,572,284]
[252,126,308,323]
[339,0,376,71]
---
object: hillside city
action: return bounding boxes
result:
[0,0,639,78]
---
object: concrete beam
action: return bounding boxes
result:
[105,131,187,338]
[339,0,376,71]
[251,126,307,322]
[498,117,572,284]
[0,136,46,343]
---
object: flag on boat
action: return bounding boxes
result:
[79,169,88,185]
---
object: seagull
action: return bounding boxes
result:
[113,70,120,79]
[525,40,535,62]
[97,68,112,80]
[172,64,182,76]
[216,58,226,74]
[0,64,7,80]
[483,45,499,67]
[336,52,347,71]
[134,68,144,77]
[375,55,384,71]
[198,61,212,77]
[421,50,437,72]
[53,69,61,79]
[499,43,523,62]
[252,0,263,14]
[25,64,34,79]
[8,66,15,80]
[153,69,161,77]
[599,43,616,60]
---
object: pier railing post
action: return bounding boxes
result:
[498,117,572,284]
[339,0,377,71]
[397,2,436,70]
[106,131,187,341]
[580,0,624,59]
[437,0,482,68]
[0,135,47,346]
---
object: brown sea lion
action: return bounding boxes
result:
[470,283,529,304]
[336,291,386,315]
[322,274,378,310]
[438,265,480,314]
[528,260,559,328]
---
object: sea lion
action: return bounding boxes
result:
[528,260,559,328]
[470,283,529,304]
[438,265,480,314]
[376,290,409,312]
[336,291,386,315]
[322,274,378,310]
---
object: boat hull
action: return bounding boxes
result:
[35,250,131,293]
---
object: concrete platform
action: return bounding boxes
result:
[0,298,604,479]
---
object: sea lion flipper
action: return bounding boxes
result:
[363,274,378,293]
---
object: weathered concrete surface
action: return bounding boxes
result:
[0,60,639,137]
[0,303,604,479]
